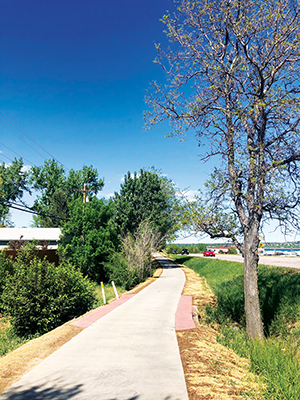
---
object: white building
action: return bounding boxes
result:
[0,228,61,250]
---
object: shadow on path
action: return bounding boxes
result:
[3,385,178,400]
[2,381,83,400]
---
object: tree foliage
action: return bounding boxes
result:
[29,159,104,227]
[145,0,300,339]
[0,158,29,225]
[113,168,178,242]
[59,197,119,282]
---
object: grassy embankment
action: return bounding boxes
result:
[0,282,126,358]
[172,255,300,400]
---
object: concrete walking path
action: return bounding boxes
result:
[1,254,190,400]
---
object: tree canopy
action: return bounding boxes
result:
[29,160,104,227]
[59,197,119,282]
[113,168,178,242]
[145,0,300,339]
[0,158,29,226]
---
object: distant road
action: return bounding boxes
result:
[190,253,300,270]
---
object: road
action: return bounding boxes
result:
[191,253,300,269]
[1,254,189,400]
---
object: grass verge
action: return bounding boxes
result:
[173,255,300,400]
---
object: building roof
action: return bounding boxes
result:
[0,228,61,242]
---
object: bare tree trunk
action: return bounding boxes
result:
[243,227,264,340]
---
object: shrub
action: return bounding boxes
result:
[227,247,238,254]
[165,244,180,254]
[104,251,140,290]
[1,249,96,336]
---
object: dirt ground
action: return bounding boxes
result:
[0,264,263,398]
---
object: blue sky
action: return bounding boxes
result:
[0,0,296,243]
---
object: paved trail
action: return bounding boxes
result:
[1,254,189,400]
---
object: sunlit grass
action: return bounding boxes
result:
[171,255,244,290]
[93,282,127,308]
[0,318,29,357]
[174,255,300,399]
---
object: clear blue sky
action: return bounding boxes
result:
[0,0,295,242]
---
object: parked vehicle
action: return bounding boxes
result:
[181,248,189,255]
[203,250,215,257]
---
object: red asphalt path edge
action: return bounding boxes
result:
[71,292,195,331]
[175,295,196,331]
[72,294,135,328]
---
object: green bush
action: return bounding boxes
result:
[165,244,180,254]
[1,249,96,336]
[227,247,238,254]
[104,251,140,290]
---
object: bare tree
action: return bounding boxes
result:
[122,220,162,282]
[145,0,300,339]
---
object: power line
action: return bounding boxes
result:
[0,141,34,166]
[0,199,67,221]
[0,110,70,171]
[0,121,47,161]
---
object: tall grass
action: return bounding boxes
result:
[0,323,28,357]
[174,255,300,399]
[93,282,127,307]
[218,326,300,400]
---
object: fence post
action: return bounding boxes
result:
[112,281,119,299]
[101,282,106,304]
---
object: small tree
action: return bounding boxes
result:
[146,0,300,339]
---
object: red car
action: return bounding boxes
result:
[203,250,215,257]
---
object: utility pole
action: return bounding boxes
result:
[74,183,96,245]
[75,183,95,212]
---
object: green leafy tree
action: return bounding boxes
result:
[59,197,119,282]
[0,158,29,225]
[29,160,104,227]
[113,169,178,243]
[146,0,300,339]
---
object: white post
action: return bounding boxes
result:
[101,282,106,305]
[112,281,119,299]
